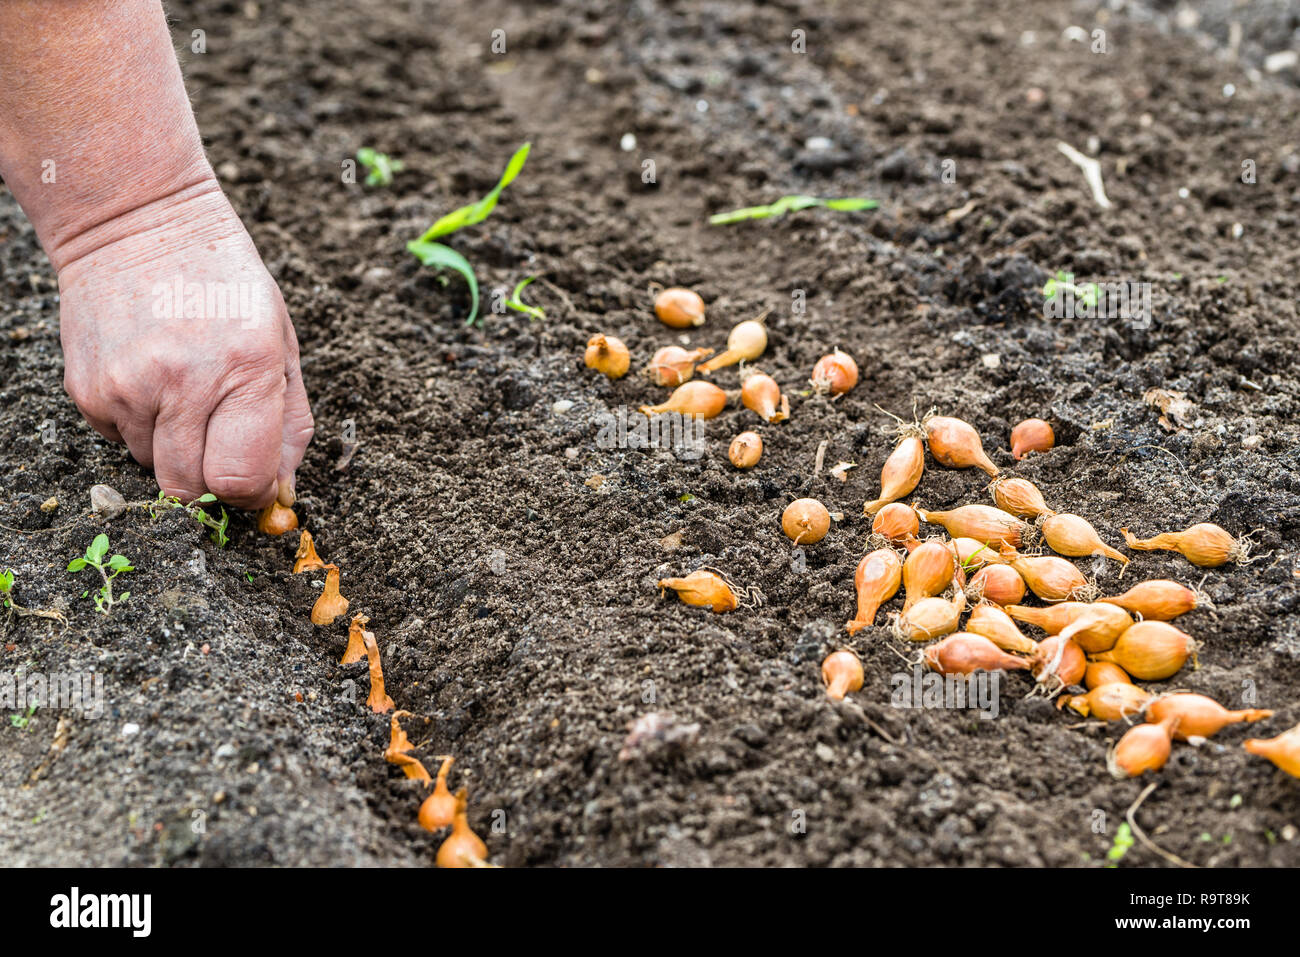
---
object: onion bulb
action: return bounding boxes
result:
[810,349,858,396]
[1041,514,1127,565]
[741,372,789,423]
[924,632,1032,676]
[1243,725,1300,778]
[311,563,349,626]
[782,498,831,545]
[1010,418,1055,460]
[384,711,432,783]
[419,756,457,831]
[647,345,712,386]
[1006,601,1133,654]
[293,529,326,574]
[822,649,864,700]
[697,319,767,372]
[871,503,919,544]
[1000,545,1093,602]
[1121,523,1253,567]
[362,629,395,713]
[894,592,965,641]
[990,477,1054,519]
[924,415,998,476]
[341,612,370,665]
[965,602,1037,655]
[584,334,630,379]
[654,287,706,328]
[846,548,902,634]
[258,500,299,536]
[657,570,738,612]
[862,435,925,514]
[639,380,727,418]
[1091,620,1197,681]
[902,540,955,611]
[1146,693,1272,741]
[1109,715,1179,778]
[1085,661,1132,690]
[728,431,762,469]
[1031,635,1087,691]
[1060,683,1151,721]
[966,564,1026,606]
[436,788,491,868]
[917,504,1025,548]
[1100,579,1200,621]
[949,537,999,569]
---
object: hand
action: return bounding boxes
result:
[57,182,314,509]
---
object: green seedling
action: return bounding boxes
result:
[0,568,66,628]
[708,194,878,225]
[1042,270,1099,308]
[356,147,404,187]
[1105,821,1133,867]
[10,704,37,730]
[151,491,230,547]
[408,142,532,325]
[505,276,545,321]
[67,534,133,615]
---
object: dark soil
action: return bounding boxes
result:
[3,0,1299,867]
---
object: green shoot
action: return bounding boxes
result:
[67,534,133,615]
[356,147,403,187]
[151,491,230,547]
[708,194,877,225]
[1042,270,1099,308]
[505,276,545,321]
[10,704,36,730]
[0,569,13,609]
[0,567,65,627]
[1105,822,1133,867]
[408,142,532,325]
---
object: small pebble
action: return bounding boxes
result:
[90,484,127,519]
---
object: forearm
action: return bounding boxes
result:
[0,0,219,272]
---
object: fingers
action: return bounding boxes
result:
[151,402,209,502]
[276,331,314,508]
[202,372,284,510]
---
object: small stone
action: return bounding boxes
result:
[552,399,574,415]
[981,353,1000,369]
[215,743,237,760]
[804,136,833,151]
[1242,434,1263,450]
[814,743,836,764]
[40,497,58,513]
[122,722,140,736]
[90,484,127,519]
[619,133,636,152]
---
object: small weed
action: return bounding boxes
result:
[505,276,545,321]
[0,567,66,628]
[709,194,877,225]
[0,568,13,609]
[10,704,37,729]
[1043,270,1099,308]
[68,534,133,615]
[1105,822,1134,866]
[356,147,403,187]
[151,491,230,547]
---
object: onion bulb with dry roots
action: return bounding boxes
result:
[967,564,1026,606]
[871,503,919,544]
[741,372,789,423]
[894,592,965,641]
[362,629,395,713]
[990,477,1054,519]
[965,602,1037,655]
[657,570,738,612]
[436,788,491,868]
[999,545,1093,602]
[311,564,349,626]
[654,287,705,328]
[293,529,326,574]
[924,632,1032,676]
[697,319,767,372]
[341,612,369,665]
[258,500,299,536]
[846,548,902,635]
[810,349,858,396]
[947,537,998,569]
[1109,715,1179,778]
[1059,682,1152,721]
[639,380,727,418]
[1121,523,1253,568]
[1006,601,1133,654]
[862,435,925,514]
[917,505,1025,548]
[1243,725,1300,778]
[646,345,711,386]
[584,334,630,379]
[1085,661,1132,690]
[902,540,955,611]
[1010,418,1055,460]
[419,756,457,831]
[924,415,998,476]
[1091,620,1197,681]
[822,649,864,700]
[1145,694,1272,741]
[1100,580,1200,621]
[1030,635,1087,691]
[782,498,831,545]
[728,431,763,469]
[1041,514,1127,565]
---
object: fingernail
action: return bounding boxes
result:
[277,477,296,508]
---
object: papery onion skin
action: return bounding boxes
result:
[782,498,831,545]
[654,287,706,328]
[658,570,739,612]
[924,632,1031,676]
[810,349,858,395]
[967,564,1026,606]
[584,334,630,379]
[639,380,727,418]
[293,529,327,574]
[1085,661,1132,690]
[1059,682,1151,721]
[846,549,903,634]
[872,503,919,543]
[990,477,1054,518]
[258,501,299,536]
[965,602,1038,655]
[1243,725,1300,778]
[1100,580,1199,621]
[436,788,490,868]
[902,540,955,611]
[311,563,350,626]
[647,345,712,386]
[924,415,999,477]
[1121,523,1248,567]
[822,649,864,700]
[1031,635,1087,689]
[728,431,763,469]
[419,756,458,831]
[863,436,925,514]
[1041,513,1128,565]
[894,593,966,642]
[1109,715,1179,778]
[697,319,767,372]
[741,372,789,423]
[918,504,1024,548]
[1145,693,1273,741]
[1000,545,1092,603]
[1092,620,1196,681]
[1010,418,1055,460]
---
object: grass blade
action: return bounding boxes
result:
[418,142,531,242]
[407,240,480,324]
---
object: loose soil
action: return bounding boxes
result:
[2,0,1299,867]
